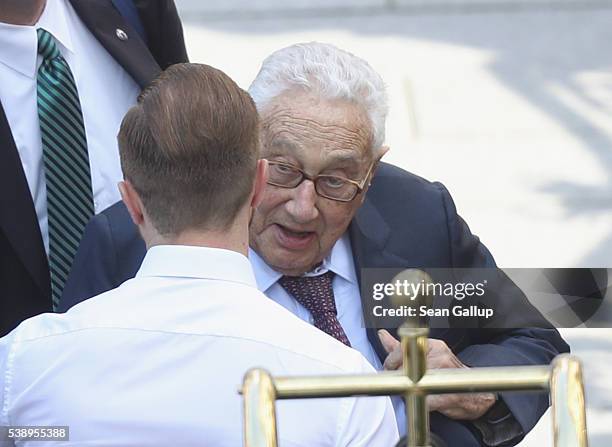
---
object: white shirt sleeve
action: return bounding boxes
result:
[335,356,400,447]
[0,332,16,446]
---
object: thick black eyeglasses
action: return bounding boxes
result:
[265,160,374,202]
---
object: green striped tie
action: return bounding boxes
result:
[36,28,94,310]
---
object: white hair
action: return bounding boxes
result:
[248,42,388,151]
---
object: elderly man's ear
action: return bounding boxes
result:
[356,146,388,205]
[368,145,389,184]
[250,159,269,209]
[373,145,389,167]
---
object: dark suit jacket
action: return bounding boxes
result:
[0,0,188,336]
[60,162,569,446]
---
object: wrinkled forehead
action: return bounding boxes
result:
[260,92,373,169]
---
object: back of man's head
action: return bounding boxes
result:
[118,63,259,237]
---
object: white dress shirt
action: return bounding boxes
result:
[250,234,382,368]
[0,245,398,446]
[249,233,407,435]
[0,0,140,254]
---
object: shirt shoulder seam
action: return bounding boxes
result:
[13,326,364,373]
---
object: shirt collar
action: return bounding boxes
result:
[0,0,74,79]
[248,247,283,293]
[249,232,358,293]
[326,233,358,284]
[137,245,258,289]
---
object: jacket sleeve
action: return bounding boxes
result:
[436,182,570,446]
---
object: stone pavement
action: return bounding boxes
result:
[175,2,612,444]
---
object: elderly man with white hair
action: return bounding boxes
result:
[61,42,569,447]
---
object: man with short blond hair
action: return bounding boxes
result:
[0,63,398,446]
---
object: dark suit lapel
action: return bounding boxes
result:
[0,102,50,297]
[349,195,413,279]
[350,196,466,363]
[69,0,160,88]
[349,197,411,363]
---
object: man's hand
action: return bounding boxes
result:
[378,330,496,420]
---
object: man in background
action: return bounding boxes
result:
[0,63,398,446]
[0,0,188,336]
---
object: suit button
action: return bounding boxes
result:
[115,29,128,41]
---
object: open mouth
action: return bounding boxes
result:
[273,224,316,250]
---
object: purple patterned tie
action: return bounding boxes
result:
[279,271,351,347]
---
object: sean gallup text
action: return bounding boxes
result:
[373,305,494,319]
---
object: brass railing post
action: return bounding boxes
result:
[551,355,588,447]
[400,326,430,447]
[242,368,278,447]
